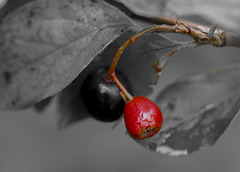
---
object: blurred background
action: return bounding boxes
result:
[0,44,240,172]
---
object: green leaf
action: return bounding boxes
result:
[0,0,134,109]
[135,64,240,156]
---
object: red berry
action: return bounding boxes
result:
[124,96,163,140]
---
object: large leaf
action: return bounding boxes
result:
[115,0,240,33]
[0,0,134,109]
[135,64,240,156]
[56,29,193,129]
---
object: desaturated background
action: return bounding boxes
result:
[0,41,240,172]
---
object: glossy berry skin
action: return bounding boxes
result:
[80,67,129,122]
[124,96,163,140]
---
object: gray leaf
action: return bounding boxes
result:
[135,64,240,156]
[0,0,134,109]
[116,0,240,33]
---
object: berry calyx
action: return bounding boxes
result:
[80,67,130,122]
[123,96,163,140]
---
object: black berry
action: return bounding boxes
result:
[80,67,130,122]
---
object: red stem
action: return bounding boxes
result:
[106,39,133,81]
[111,73,133,101]
[106,22,225,101]
[106,25,175,81]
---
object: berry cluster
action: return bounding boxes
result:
[81,66,163,140]
[80,27,164,140]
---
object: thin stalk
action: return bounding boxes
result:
[111,73,133,101]
[106,25,175,81]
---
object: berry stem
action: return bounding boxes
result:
[107,22,226,103]
[106,24,192,101]
[120,91,128,103]
[107,23,225,81]
[106,25,175,81]
[111,73,133,101]
[106,38,133,81]
[105,1,226,35]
